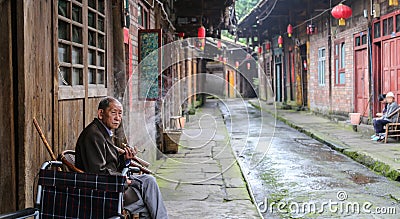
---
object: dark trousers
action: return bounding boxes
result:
[373,119,390,134]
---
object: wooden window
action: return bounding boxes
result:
[355,31,368,52]
[334,39,346,85]
[397,14,400,32]
[383,17,394,36]
[318,47,325,86]
[57,0,106,99]
[138,2,149,29]
[374,22,381,38]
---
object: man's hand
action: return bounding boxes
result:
[126,178,132,185]
[124,146,138,160]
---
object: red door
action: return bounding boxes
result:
[355,48,369,116]
[382,38,400,100]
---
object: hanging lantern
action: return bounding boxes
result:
[178,32,185,40]
[198,26,206,50]
[303,59,307,70]
[198,26,206,39]
[247,62,251,70]
[258,46,262,54]
[217,40,222,49]
[331,3,352,26]
[389,0,399,6]
[265,42,271,52]
[278,36,283,48]
[287,24,293,37]
[223,57,227,65]
[235,61,239,69]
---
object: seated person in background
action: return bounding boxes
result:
[371,94,387,139]
[75,96,168,219]
[371,92,399,141]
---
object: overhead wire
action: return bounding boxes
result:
[256,0,348,33]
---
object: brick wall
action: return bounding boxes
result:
[308,3,369,115]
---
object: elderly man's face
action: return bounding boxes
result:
[98,101,123,130]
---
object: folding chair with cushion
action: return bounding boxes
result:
[58,150,150,219]
[0,160,126,219]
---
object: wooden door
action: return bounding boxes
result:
[354,48,369,116]
[382,38,400,99]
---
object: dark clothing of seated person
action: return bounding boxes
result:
[372,92,399,141]
[75,97,168,219]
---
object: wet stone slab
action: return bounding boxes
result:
[156,101,259,218]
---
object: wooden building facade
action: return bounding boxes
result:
[0,0,235,213]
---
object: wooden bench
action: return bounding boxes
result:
[383,107,400,143]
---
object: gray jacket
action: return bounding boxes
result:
[383,102,399,123]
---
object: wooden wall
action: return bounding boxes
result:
[0,0,117,211]
[15,0,55,209]
[0,0,16,213]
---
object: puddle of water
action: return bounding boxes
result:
[344,170,378,185]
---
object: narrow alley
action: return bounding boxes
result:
[156,99,400,218]
[154,100,260,218]
[223,99,400,218]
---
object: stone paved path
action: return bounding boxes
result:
[153,100,260,219]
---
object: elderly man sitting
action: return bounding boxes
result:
[75,96,168,219]
[371,92,399,141]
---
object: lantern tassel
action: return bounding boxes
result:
[339,18,345,26]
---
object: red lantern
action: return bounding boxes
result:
[331,3,352,26]
[278,36,283,48]
[198,26,206,39]
[287,24,293,37]
[247,62,251,70]
[265,42,271,52]
[235,61,239,69]
[258,46,262,54]
[178,32,185,39]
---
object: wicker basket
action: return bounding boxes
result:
[163,130,181,154]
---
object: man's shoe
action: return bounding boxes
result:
[371,136,380,141]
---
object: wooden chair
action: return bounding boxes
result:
[383,107,400,143]
[58,149,84,172]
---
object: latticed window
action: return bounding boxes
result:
[58,0,106,89]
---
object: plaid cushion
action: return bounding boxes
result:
[38,170,126,219]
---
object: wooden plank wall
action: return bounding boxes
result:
[0,0,16,213]
[16,0,54,209]
[57,100,84,150]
